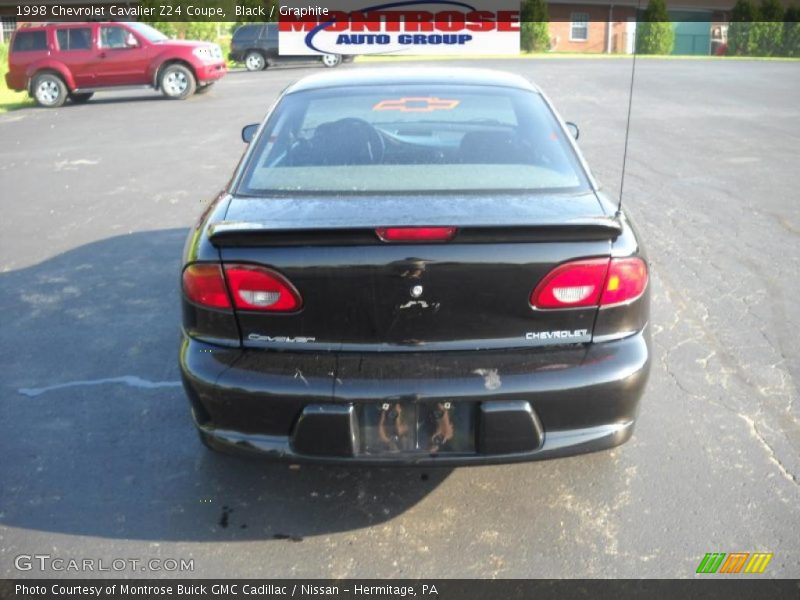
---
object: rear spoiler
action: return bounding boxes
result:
[208,218,623,247]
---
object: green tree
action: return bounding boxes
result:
[520,0,550,53]
[751,0,785,56]
[636,0,674,55]
[783,5,800,57]
[727,0,758,55]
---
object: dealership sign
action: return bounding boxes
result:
[278,1,520,56]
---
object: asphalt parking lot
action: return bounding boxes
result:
[1,58,798,578]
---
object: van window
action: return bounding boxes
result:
[12,30,47,52]
[99,26,128,49]
[233,25,259,42]
[56,28,92,51]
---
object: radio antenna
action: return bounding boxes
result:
[618,0,642,215]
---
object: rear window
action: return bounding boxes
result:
[233,25,261,42]
[56,28,92,51]
[238,85,589,194]
[12,30,47,52]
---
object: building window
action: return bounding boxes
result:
[570,13,589,42]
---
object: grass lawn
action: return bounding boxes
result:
[0,85,32,114]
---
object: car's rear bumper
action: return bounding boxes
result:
[180,328,650,465]
[196,416,636,466]
[196,61,227,83]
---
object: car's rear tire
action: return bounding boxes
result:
[32,73,67,108]
[69,91,94,104]
[195,83,215,95]
[159,63,196,100]
[245,51,266,71]
[321,54,342,68]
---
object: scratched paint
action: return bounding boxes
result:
[473,368,502,391]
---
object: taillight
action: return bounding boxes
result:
[182,264,231,309]
[376,227,457,242]
[530,257,647,309]
[530,258,608,309]
[600,257,648,306]
[223,264,302,312]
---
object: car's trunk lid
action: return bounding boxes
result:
[214,193,617,351]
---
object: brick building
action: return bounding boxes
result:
[547,0,797,55]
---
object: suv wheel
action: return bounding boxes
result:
[245,51,266,71]
[69,92,94,104]
[32,73,67,108]
[160,64,196,100]
[321,54,342,68]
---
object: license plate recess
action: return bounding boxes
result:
[358,401,477,456]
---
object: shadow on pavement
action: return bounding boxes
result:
[0,228,451,542]
[75,94,168,106]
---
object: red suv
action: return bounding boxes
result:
[5,22,227,107]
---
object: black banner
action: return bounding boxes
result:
[1,580,800,600]
[3,0,787,23]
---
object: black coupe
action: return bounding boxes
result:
[180,68,651,465]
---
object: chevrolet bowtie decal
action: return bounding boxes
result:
[372,97,461,112]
